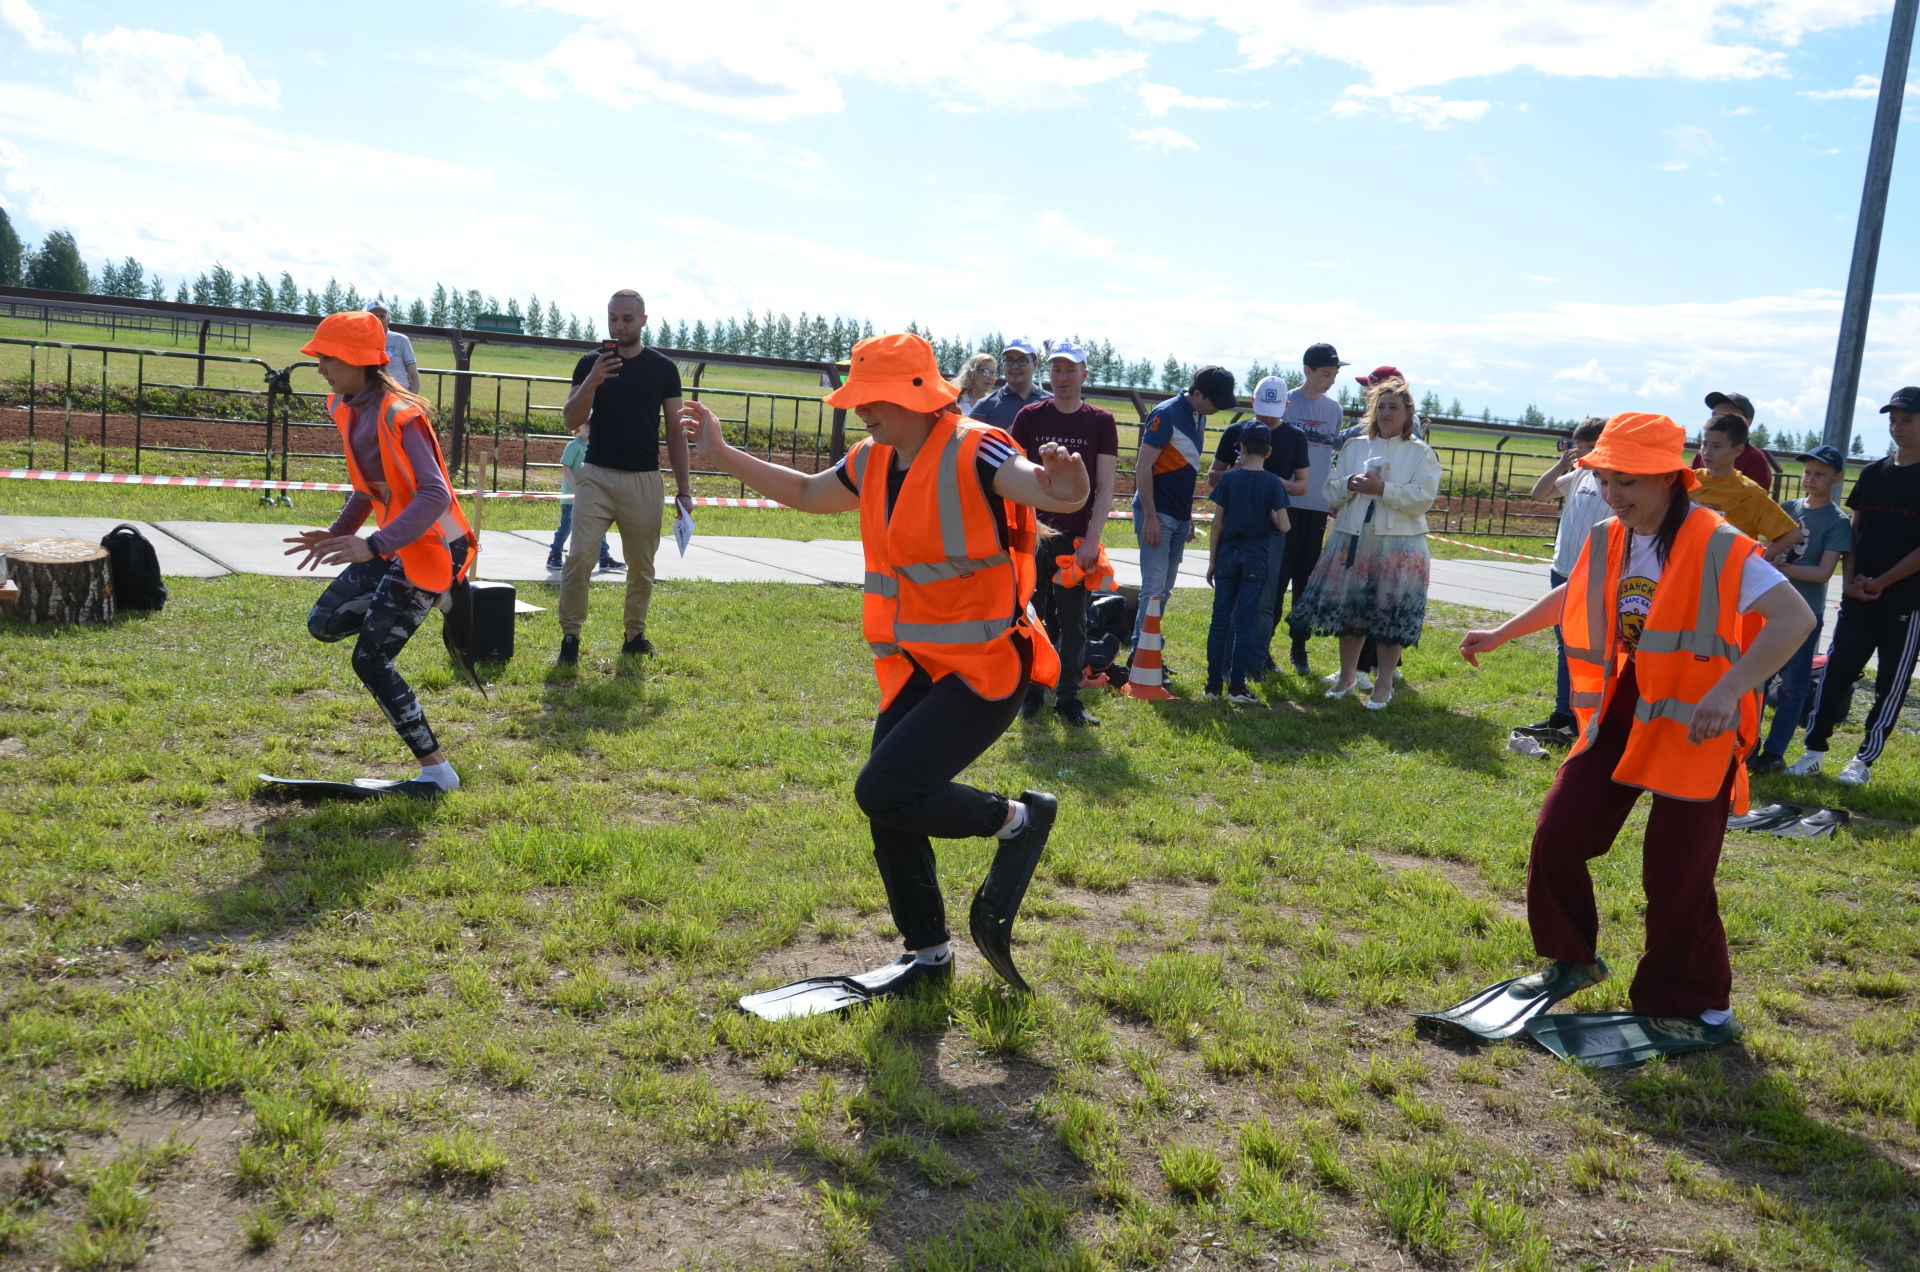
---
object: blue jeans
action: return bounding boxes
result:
[1207,542,1269,686]
[549,502,611,562]
[1252,532,1288,671]
[1130,498,1189,648]
[1762,613,1824,758]
[1551,569,1571,721]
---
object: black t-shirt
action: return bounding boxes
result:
[1845,455,1920,611]
[570,347,683,472]
[1214,420,1310,482]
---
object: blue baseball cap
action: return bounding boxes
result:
[1044,340,1086,366]
[365,299,391,313]
[1002,337,1038,359]
[1795,444,1845,470]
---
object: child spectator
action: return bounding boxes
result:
[547,422,621,573]
[1208,376,1309,678]
[1788,388,1920,786]
[1748,445,1850,773]
[1126,365,1237,664]
[1692,414,1805,562]
[1205,425,1290,703]
[1517,416,1611,739]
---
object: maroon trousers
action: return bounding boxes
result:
[1527,661,1735,1018]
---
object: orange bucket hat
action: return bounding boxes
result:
[301,311,390,367]
[1578,411,1699,491]
[824,333,957,413]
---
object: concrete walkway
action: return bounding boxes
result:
[0,515,1562,616]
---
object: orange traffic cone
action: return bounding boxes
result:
[1123,595,1176,700]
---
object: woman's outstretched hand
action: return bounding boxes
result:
[678,401,728,470]
[1459,628,1506,667]
[1033,442,1090,509]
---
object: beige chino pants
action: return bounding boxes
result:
[558,464,663,639]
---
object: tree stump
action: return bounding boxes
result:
[0,538,116,626]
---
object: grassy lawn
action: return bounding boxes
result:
[1,557,1916,1270]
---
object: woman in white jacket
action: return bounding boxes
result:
[1288,378,1444,708]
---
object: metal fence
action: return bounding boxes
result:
[0,297,252,349]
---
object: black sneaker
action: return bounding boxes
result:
[1517,715,1577,737]
[1747,751,1785,775]
[620,634,656,657]
[598,557,625,573]
[1019,686,1046,720]
[556,634,580,666]
[545,553,562,570]
[1054,699,1099,727]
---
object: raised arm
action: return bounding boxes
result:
[993,442,1090,514]
[679,401,858,514]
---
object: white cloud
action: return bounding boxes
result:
[1129,126,1196,152]
[0,0,67,52]
[522,3,1144,121]
[1137,82,1238,116]
[1799,73,1920,101]
[1554,358,1614,385]
[1721,104,1755,116]
[76,28,280,110]
[1657,160,1690,171]
[1332,84,1492,127]
[1464,154,1502,186]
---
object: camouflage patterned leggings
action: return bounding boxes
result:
[307,555,442,759]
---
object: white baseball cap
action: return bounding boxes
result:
[1045,340,1087,365]
[1252,375,1288,418]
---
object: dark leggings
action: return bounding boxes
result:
[307,543,464,760]
[853,642,1030,951]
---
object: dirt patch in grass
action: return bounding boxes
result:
[1367,848,1523,920]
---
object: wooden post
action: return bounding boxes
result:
[197,319,211,387]
[1,538,115,625]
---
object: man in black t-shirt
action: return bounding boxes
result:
[555,289,690,666]
[1792,387,1920,785]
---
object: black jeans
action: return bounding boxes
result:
[1031,539,1089,703]
[1282,507,1329,658]
[306,539,467,760]
[853,640,1030,951]
[1803,605,1919,765]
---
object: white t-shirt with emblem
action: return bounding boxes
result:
[1615,532,1788,651]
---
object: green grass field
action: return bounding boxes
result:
[1,531,1916,1268]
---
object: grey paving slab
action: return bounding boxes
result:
[700,537,864,585]
[0,517,228,578]
[157,521,346,578]
[504,530,823,584]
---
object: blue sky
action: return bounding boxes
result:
[1,0,1916,450]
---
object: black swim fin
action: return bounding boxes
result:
[1412,958,1610,1041]
[1766,807,1849,840]
[1726,802,1805,832]
[968,790,1057,993]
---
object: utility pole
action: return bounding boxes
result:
[1822,0,1918,455]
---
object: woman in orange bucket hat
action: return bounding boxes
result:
[680,333,1090,1016]
[279,310,475,797]
[1442,411,1812,1061]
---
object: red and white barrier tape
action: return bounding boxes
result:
[1429,534,1551,563]
[0,469,791,508]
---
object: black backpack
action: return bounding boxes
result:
[100,524,168,612]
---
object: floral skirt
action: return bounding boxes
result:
[1288,527,1430,647]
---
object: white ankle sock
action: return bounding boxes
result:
[419,761,460,791]
[1699,1007,1732,1027]
[995,800,1028,840]
[914,943,951,965]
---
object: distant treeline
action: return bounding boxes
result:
[5,211,1770,436]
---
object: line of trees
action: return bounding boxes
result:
[0,211,1874,452]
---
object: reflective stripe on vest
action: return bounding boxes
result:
[864,571,898,598]
[894,616,1015,645]
[897,551,1011,584]
[935,428,970,561]
[1635,697,1695,725]
[1562,520,1611,667]
[849,442,870,488]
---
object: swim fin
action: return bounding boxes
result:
[968,790,1057,993]
[1766,807,1849,840]
[736,955,950,1021]
[1726,802,1805,832]
[1525,1011,1742,1069]
[1412,958,1610,1041]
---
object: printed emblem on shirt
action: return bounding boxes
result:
[1618,574,1656,650]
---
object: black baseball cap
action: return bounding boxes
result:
[1192,365,1238,412]
[1704,390,1754,421]
[1878,386,1920,413]
[1303,343,1348,370]
[1795,444,1845,470]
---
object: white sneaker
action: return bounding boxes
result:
[1837,757,1871,786]
[1785,751,1825,777]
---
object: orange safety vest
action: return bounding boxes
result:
[1054,540,1117,592]
[848,415,1060,710]
[1561,507,1760,812]
[327,391,474,593]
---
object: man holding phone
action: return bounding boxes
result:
[555,289,690,666]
